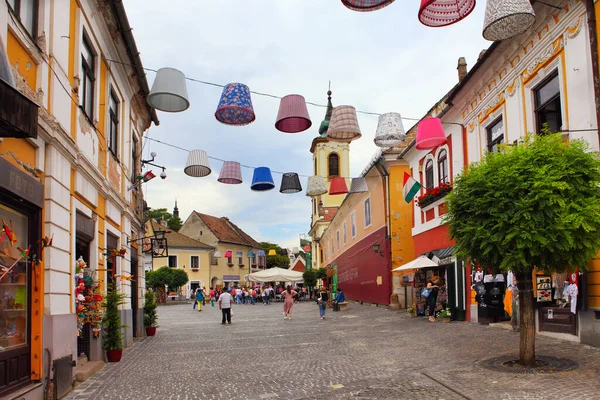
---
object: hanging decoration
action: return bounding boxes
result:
[329,177,349,195]
[279,173,303,194]
[257,250,266,257]
[104,248,127,258]
[224,250,233,258]
[275,95,312,133]
[374,112,406,148]
[306,176,328,197]
[349,177,369,193]
[327,106,362,141]
[75,257,104,337]
[418,0,476,27]
[215,83,256,126]
[268,249,277,256]
[251,167,275,191]
[416,117,447,150]
[217,161,243,184]
[247,250,255,257]
[184,149,212,178]
[213,251,222,258]
[482,0,536,41]
[147,67,190,113]
[0,219,17,246]
[341,0,395,12]
[236,251,244,258]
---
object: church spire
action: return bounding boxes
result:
[173,200,179,218]
[318,89,333,137]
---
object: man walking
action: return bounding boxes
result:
[218,288,233,324]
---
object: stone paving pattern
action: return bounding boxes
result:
[65,300,600,400]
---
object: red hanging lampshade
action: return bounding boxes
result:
[341,0,395,12]
[418,0,476,27]
[224,250,233,258]
[275,95,312,133]
[329,177,349,195]
[416,118,447,150]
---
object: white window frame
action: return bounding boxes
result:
[331,238,334,256]
[342,221,347,244]
[364,197,372,228]
[523,58,564,135]
[350,211,357,238]
[336,230,340,250]
[423,155,436,190]
[190,255,199,270]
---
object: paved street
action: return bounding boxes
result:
[66,301,600,400]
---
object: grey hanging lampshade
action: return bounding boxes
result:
[342,0,395,12]
[147,67,190,113]
[280,173,303,194]
[184,150,211,177]
[483,0,536,41]
[349,177,369,193]
[374,112,406,148]
[306,176,328,197]
[327,106,362,141]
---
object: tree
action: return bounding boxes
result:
[146,266,185,303]
[169,269,189,293]
[148,208,182,231]
[102,279,126,351]
[260,241,290,269]
[143,290,158,328]
[303,270,317,290]
[316,268,328,281]
[444,133,600,366]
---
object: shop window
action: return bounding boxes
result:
[108,90,119,158]
[425,159,434,190]
[106,233,118,291]
[534,72,562,134]
[328,153,339,178]
[190,256,199,269]
[168,255,177,268]
[487,117,504,153]
[364,197,372,227]
[81,33,95,121]
[343,221,347,244]
[7,0,38,38]
[351,212,357,238]
[437,150,449,184]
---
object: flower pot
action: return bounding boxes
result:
[146,327,156,336]
[106,349,123,362]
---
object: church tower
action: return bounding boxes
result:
[173,200,179,218]
[308,90,350,269]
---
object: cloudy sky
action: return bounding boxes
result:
[124,0,490,249]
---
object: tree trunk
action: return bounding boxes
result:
[516,271,536,366]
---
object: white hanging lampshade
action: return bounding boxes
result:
[306,176,328,197]
[147,67,190,113]
[483,0,536,41]
[349,177,369,193]
[327,106,362,141]
[184,150,211,177]
[213,251,222,258]
[374,112,406,148]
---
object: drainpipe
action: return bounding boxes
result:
[585,0,600,146]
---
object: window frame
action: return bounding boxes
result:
[331,238,334,256]
[424,159,434,190]
[437,149,449,184]
[168,255,177,268]
[342,221,347,244]
[81,33,95,121]
[364,197,372,227]
[486,117,504,153]
[534,71,562,134]
[131,135,138,183]
[350,211,357,238]
[328,153,340,179]
[190,255,199,270]
[108,89,119,158]
[8,0,39,39]
[336,230,340,250]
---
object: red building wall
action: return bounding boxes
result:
[413,224,455,256]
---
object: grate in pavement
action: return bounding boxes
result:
[480,355,578,374]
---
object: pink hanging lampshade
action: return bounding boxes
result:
[341,0,395,12]
[329,177,349,195]
[327,106,362,142]
[418,0,476,27]
[224,250,233,258]
[416,118,447,150]
[275,95,312,133]
[218,161,243,184]
[215,83,256,126]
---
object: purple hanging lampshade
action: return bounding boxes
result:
[215,83,256,126]
[275,94,312,133]
[328,106,362,141]
[416,118,447,150]
[251,167,275,191]
[257,250,266,257]
[218,161,243,184]
[279,173,303,194]
[341,0,395,11]
[418,0,476,28]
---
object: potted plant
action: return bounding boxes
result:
[438,308,452,323]
[102,282,127,362]
[406,306,415,317]
[144,290,158,336]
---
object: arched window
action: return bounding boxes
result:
[438,150,448,184]
[328,153,339,178]
[425,159,434,190]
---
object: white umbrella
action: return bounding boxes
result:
[247,267,303,282]
[392,256,438,272]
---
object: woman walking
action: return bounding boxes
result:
[195,287,204,312]
[282,285,298,319]
[317,287,329,319]
[426,278,440,322]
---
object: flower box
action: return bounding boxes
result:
[417,183,452,208]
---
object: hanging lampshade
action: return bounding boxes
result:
[349,177,369,193]
[268,249,277,256]
[236,250,244,258]
[418,0,476,27]
[224,250,233,258]
[483,0,536,41]
[305,176,328,197]
[329,177,349,195]
[218,161,243,184]
[147,67,190,113]
[341,0,395,12]
[184,150,211,177]
[251,167,275,191]
[416,118,447,150]
[213,251,222,258]
[215,83,255,126]
[374,112,406,148]
[247,250,255,257]
[275,95,312,133]
[327,106,362,141]
[279,173,303,194]
[257,250,266,257]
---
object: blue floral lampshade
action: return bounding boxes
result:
[257,250,266,257]
[251,167,275,191]
[215,82,256,126]
[247,250,255,257]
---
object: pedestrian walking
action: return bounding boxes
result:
[282,285,298,319]
[317,287,329,319]
[262,287,267,305]
[218,289,233,324]
[250,288,256,305]
[235,287,242,304]
[209,287,216,307]
[333,288,345,311]
[202,286,207,305]
[426,278,440,322]
[195,287,204,312]
[192,288,198,310]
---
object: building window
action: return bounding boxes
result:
[331,238,334,256]
[437,149,449,184]
[328,153,339,178]
[487,117,504,153]
[190,256,199,269]
[8,0,38,37]
[425,159,434,190]
[131,135,138,183]
[364,198,372,227]
[227,254,233,265]
[108,90,119,158]
[336,230,340,250]
[319,248,323,263]
[534,72,562,134]
[168,255,177,268]
[238,257,243,266]
[343,221,347,244]
[81,34,95,121]
[351,212,357,238]
[314,158,318,175]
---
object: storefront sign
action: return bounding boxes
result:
[223,275,240,281]
[0,157,43,207]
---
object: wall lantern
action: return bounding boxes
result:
[372,242,384,257]
[483,0,536,41]
[147,67,190,113]
[127,228,168,259]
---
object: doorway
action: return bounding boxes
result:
[130,246,139,337]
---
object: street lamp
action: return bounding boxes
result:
[372,242,384,257]
[127,229,169,259]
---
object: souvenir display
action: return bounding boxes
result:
[74,257,104,337]
[536,276,552,302]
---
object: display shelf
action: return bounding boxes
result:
[0,283,26,287]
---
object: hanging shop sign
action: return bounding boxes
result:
[0,158,43,207]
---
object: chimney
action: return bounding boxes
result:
[457,57,467,81]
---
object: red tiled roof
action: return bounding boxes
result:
[322,207,338,222]
[193,212,261,248]
[150,220,213,249]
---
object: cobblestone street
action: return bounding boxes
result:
[66,301,600,400]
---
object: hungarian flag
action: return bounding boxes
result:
[402,172,422,203]
[137,171,156,182]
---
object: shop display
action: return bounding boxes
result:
[536,276,552,302]
[75,257,104,337]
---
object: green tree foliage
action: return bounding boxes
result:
[444,133,600,365]
[316,268,328,280]
[303,269,317,289]
[260,241,290,269]
[102,279,126,351]
[143,290,158,328]
[169,269,189,292]
[146,266,189,301]
[148,208,182,231]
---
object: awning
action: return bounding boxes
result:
[422,246,455,260]
[392,256,438,272]
[247,267,303,282]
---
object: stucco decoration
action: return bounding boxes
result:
[522,37,564,83]
[566,13,585,39]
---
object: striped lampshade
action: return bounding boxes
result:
[349,177,369,193]
[341,0,395,11]
[328,106,362,141]
[218,161,243,184]
[215,83,256,126]
[184,150,211,177]
[279,173,302,194]
[329,177,349,195]
[275,95,312,133]
[305,176,328,197]
[418,0,476,27]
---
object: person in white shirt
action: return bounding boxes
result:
[218,289,233,324]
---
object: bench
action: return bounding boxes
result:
[338,302,349,312]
